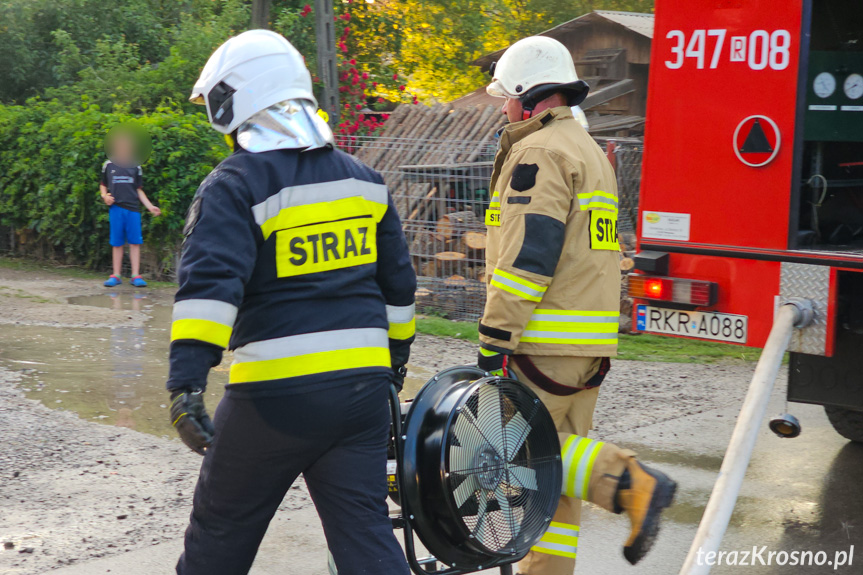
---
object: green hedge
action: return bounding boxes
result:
[0,97,228,274]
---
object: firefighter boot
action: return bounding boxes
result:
[614,458,677,565]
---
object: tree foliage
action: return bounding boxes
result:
[0,98,228,271]
[1,0,654,106]
[0,0,654,273]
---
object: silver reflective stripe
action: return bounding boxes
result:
[546,524,580,538]
[233,327,388,364]
[386,303,415,323]
[172,299,238,326]
[530,313,619,323]
[251,179,389,226]
[533,540,577,555]
[521,331,617,340]
[577,193,617,210]
[491,271,545,298]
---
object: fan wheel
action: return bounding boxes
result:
[400,366,561,571]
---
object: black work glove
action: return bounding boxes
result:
[169,389,215,455]
[392,365,408,393]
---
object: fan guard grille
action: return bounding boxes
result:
[445,378,560,557]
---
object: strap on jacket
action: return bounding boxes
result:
[513,355,610,396]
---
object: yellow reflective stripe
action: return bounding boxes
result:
[549,521,579,532]
[230,328,390,383]
[386,304,415,340]
[491,269,547,302]
[230,347,391,383]
[260,196,387,240]
[577,190,618,213]
[562,435,604,499]
[171,319,232,348]
[582,203,618,213]
[563,436,590,498]
[523,309,620,345]
[252,178,388,235]
[490,279,542,302]
[495,269,545,292]
[388,317,415,340]
[581,440,604,501]
[479,347,498,357]
[524,321,618,333]
[541,532,578,547]
[489,191,501,209]
[530,309,618,317]
[576,190,618,202]
[521,336,618,345]
[533,521,579,558]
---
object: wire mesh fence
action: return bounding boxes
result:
[612,142,643,235]
[337,134,642,321]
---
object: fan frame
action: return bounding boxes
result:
[393,366,561,575]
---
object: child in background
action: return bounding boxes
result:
[100,130,161,287]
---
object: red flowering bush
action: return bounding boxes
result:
[294,1,421,141]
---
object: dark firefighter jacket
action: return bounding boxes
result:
[167,145,416,396]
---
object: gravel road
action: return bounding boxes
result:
[0,265,758,573]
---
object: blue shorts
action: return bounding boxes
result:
[109,206,143,247]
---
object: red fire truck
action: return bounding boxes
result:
[631,0,863,441]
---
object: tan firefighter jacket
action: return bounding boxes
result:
[479,106,620,358]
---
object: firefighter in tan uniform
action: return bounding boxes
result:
[476,36,677,573]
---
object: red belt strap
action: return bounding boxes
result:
[512,355,611,397]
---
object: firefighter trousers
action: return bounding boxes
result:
[512,356,635,575]
[176,376,409,575]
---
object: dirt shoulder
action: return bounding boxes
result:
[0,264,758,574]
[0,266,148,328]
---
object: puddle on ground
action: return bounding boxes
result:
[0,292,433,438]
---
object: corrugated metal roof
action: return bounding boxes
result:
[593,11,654,39]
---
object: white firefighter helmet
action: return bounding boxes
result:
[190,30,316,135]
[487,36,589,110]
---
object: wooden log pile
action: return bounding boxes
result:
[354,104,505,216]
[349,104,504,320]
[349,105,641,326]
[618,231,638,333]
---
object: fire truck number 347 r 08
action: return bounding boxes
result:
[665,29,791,71]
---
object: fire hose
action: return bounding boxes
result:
[679,299,815,575]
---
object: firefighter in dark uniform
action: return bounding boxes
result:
[167,30,415,575]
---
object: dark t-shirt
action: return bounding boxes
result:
[101,161,142,212]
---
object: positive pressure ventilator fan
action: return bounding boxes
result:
[333,365,562,575]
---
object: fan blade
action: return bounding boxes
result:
[495,483,520,542]
[507,465,538,491]
[503,411,531,458]
[453,474,480,508]
[477,384,504,454]
[449,445,473,473]
[472,494,490,545]
[452,409,481,450]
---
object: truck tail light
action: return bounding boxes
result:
[628,275,718,307]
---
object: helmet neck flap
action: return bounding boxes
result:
[236,99,334,153]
